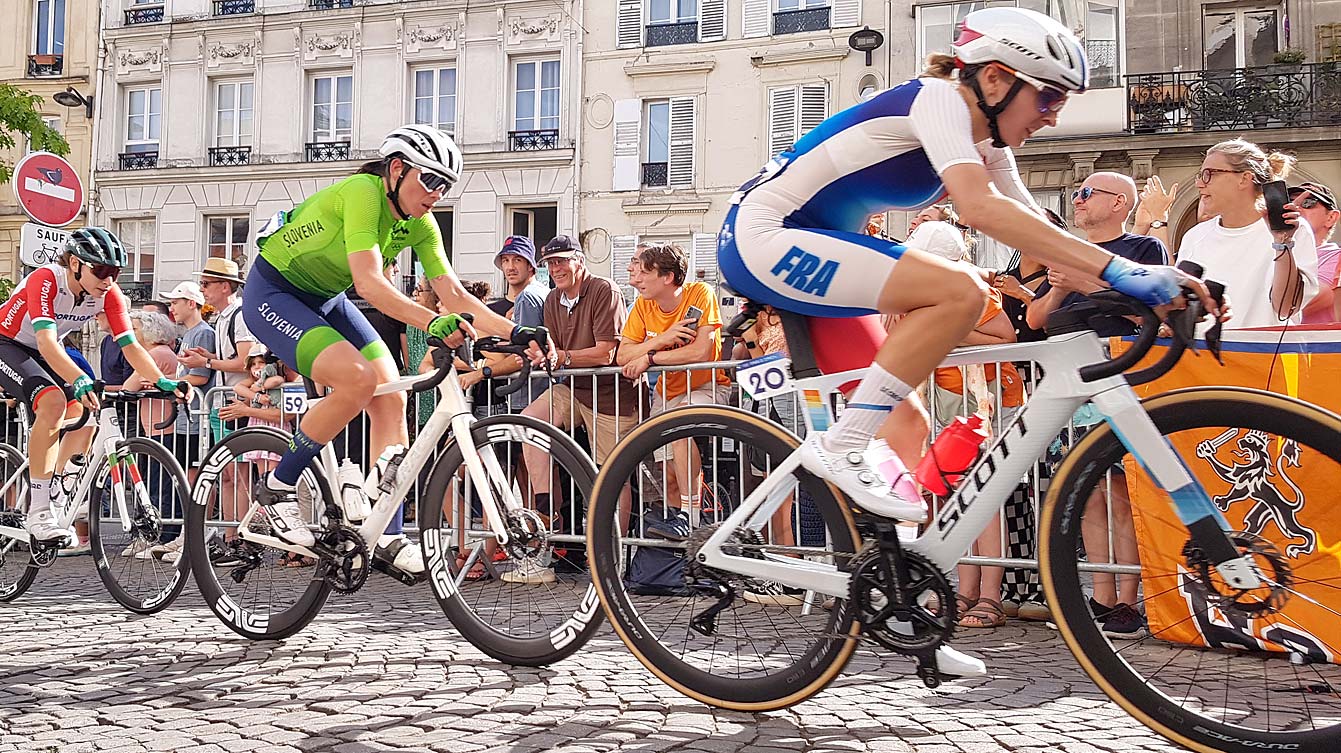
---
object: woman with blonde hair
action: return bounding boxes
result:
[1179,138,1318,328]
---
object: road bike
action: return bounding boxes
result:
[586,284,1341,753]
[0,386,193,613]
[185,333,605,665]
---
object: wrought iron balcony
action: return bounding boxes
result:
[508,129,559,151]
[773,7,830,35]
[646,21,698,47]
[118,280,153,304]
[309,0,354,9]
[124,5,164,24]
[1085,40,1119,89]
[213,0,254,15]
[26,54,63,78]
[642,162,669,188]
[209,146,251,166]
[1126,62,1341,134]
[305,141,351,162]
[119,151,158,170]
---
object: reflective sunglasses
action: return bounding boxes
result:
[406,162,452,193]
[1293,193,1336,211]
[1071,186,1121,202]
[78,259,121,281]
[993,64,1069,114]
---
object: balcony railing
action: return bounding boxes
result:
[309,0,354,8]
[642,162,669,188]
[305,141,351,162]
[1085,39,1119,89]
[209,146,251,166]
[773,7,830,35]
[119,151,159,170]
[1126,62,1341,134]
[124,5,164,24]
[213,0,254,15]
[646,21,698,47]
[508,129,559,151]
[26,54,63,77]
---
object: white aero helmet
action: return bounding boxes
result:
[379,124,463,186]
[953,7,1088,93]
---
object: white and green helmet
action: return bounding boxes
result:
[66,227,129,268]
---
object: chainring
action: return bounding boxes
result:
[1182,530,1293,615]
[848,545,956,653]
[29,539,60,568]
[321,526,371,595]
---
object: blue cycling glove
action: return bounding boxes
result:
[1100,256,1183,307]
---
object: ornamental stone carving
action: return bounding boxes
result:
[507,14,561,45]
[304,31,353,61]
[116,48,163,75]
[406,18,462,54]
[207,41,256,69]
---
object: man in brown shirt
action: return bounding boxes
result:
[515,235,639,583]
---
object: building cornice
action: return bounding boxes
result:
[623,59,717,78]
[621,196,713,215]
[750,46,849,69]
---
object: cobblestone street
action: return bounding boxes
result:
[0,560,1185,753]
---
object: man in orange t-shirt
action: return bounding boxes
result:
[619,242,731,539]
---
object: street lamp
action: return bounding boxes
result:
[53,87,94,118]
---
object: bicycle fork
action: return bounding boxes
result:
[1092,389,1263,590]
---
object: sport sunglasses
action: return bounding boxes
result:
[991,63,1069,114]
[404,161,453,193]
[1071,186,1121,202]
[78,259,121,281]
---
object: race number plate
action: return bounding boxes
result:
[737,352,794,401]
[281,384,308,415]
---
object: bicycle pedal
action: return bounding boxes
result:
[372,557,424,585]
[914,651,942,689]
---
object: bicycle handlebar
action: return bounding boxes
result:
[473,336,555,397]
[103,383,189,430]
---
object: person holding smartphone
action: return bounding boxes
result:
[619,242,732,540]
[1178,138,1318,330]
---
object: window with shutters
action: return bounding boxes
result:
[611,235,639,302]
[690,232,719,287]
[412,66,457,136]
[624,0,725,48]
[767,84,828,158]
[511,59,560,150]
[643,100,670,188]
[774,0,830,35]
[666,97,696,188]
[647,0,698,47]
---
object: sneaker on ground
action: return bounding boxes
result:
[258,476,314,548]
[1088,596,1116,623]
[644,508,691,541]
[374,535,424,575]
[1017,600,1052,622]
[24,507,68,543]
[798,433,927,522]
[120,538,155,557]
[936,645,987,678]
[1101,603,1148,639]
[209,539,250,568]
[742,582,806,607]
[502,555,556,584]
[58,540,91,557]
[148,537,184,561]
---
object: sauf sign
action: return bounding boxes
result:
[20,224,71,267]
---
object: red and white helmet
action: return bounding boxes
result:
[953,7,1088,93]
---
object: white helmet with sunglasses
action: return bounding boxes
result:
[952,7,1088,147]
[378,124,462,218]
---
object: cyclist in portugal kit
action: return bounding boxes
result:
[0,228,185,543]
[243,124,548,575]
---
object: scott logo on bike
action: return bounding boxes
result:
[770,246,838,297]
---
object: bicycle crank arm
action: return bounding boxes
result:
[688,580,735,636]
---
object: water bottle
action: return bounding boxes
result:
[362,444,407,504]
[915,415,990,496]
[338,460,372,523]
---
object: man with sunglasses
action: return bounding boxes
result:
[0,228,186,543]
[241,123,550,575]
[1291,182,1341,324]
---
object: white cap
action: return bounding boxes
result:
[905,221,967,263]
[164,281,205,305]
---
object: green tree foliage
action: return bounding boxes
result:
[0,84,71,183]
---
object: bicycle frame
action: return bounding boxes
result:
[697,329,1250,598]
[234,364,525,555]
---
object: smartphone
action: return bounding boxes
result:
[1263,180,1293,234]
[685,305,704,325]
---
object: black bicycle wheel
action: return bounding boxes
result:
[0,443,37,602]
[1041,387,1341,753]
[89,437,193,614]
[186,427,334,640]
[419,414,602,666]
[587,405,863,711]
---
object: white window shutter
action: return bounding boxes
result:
[799,84,829,140]
[699,0,726,41]
[667,97,695,188]
[742,0,769,38]
[768,87,798,158]
[831,0,860,28]
[617,0,644,49]
[691,232,719,286]
[611,235,639,302]
[612,99,642,192]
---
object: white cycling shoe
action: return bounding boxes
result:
[257,476,315,548]
[375,535,425,575]
[935,645,987,678]
[799,433,927,522]
[25,507,69,543]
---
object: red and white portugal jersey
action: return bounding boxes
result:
[0,263,133,348]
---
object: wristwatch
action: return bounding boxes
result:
[647,350,658,366]
[482,366,493,379]
[562,350,573,367]
[1148,220,1168,229]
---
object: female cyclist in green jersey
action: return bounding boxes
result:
[242,124,548,573]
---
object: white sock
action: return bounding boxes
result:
[29,477,53,514]
[824,364,914,451]
[265,472,296,492]
[680,495,701,526]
